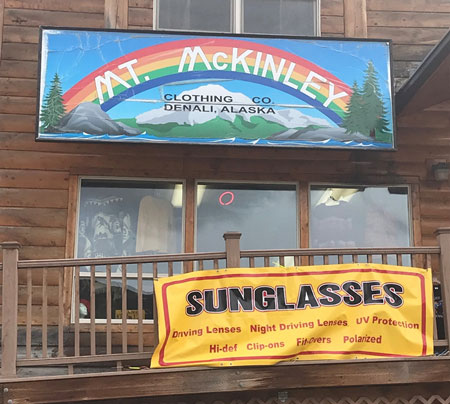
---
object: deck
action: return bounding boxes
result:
[1,231,450,403]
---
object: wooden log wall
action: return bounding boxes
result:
[0,0,448,330]
[398,101,450,247]
[322,0,345,36]
[128,0,153,30]
[366,0,450,90]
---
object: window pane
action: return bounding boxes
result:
[196,183,297,253]
[79,278,154,320]
[77,179,183,320]
[243,0,316,36]
[309,186,410,248]
[78,179,183,258]
[159,0,232,32]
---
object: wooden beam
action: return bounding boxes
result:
[63,175,78,326]
[411,183,423,246]
[16,383,450,404]
[436,228,450,344]
[344,0,367,38]
[3,357,450,402]
[1,241,20,378]
[0,0,4,61]
[299,182,309,249]
[104,0,128,29]
[183,178,195,272]
[224,231,241,268]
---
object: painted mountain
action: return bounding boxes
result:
[118,84,344,141]
[55,102,142,136]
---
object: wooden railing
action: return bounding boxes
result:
[2,229,450,378]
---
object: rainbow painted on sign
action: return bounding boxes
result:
[63,37,351,124]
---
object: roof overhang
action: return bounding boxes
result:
[396,29,450,115]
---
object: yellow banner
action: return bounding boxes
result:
[151,264,433,368]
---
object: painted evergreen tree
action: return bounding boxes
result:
[360,61,389,138]
[341,81,365,134]
[40,73,66,131]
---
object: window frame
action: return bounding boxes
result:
[308,183,413,249]
[73,176,187,324]
[153,0,321,36]
[69,178,415,324]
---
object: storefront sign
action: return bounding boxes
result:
[38,28,395,149]
[151,264,432,368]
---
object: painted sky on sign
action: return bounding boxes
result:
[60,37,352,122]
[41,30,393,127]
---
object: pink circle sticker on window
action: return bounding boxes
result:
[219,191,234,206]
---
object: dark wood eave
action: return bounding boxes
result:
[396,28,450,115]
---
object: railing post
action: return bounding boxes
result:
[436,228,450,344]
[1,241,20,378]
[223,232,242,268]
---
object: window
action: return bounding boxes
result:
[75,179,413,320]
[196,182,297,255]
[158,0,233,33]
[156,0,319,36]
[309,186,410,249]
[243,0,316,36]
[76,179,184,320]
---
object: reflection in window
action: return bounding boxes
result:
[76,179,184,320]
[158,0,232,32]
[196,183,297,258]
[310,186,410,249]
[157,0,317,36]
[79,278,154,321]
[243,0,316,36]
[78,180,183,258]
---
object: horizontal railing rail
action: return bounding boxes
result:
[6,251,227,270]
[2,230,450,379]
[240,246,441,256]
[0,247,439,271]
